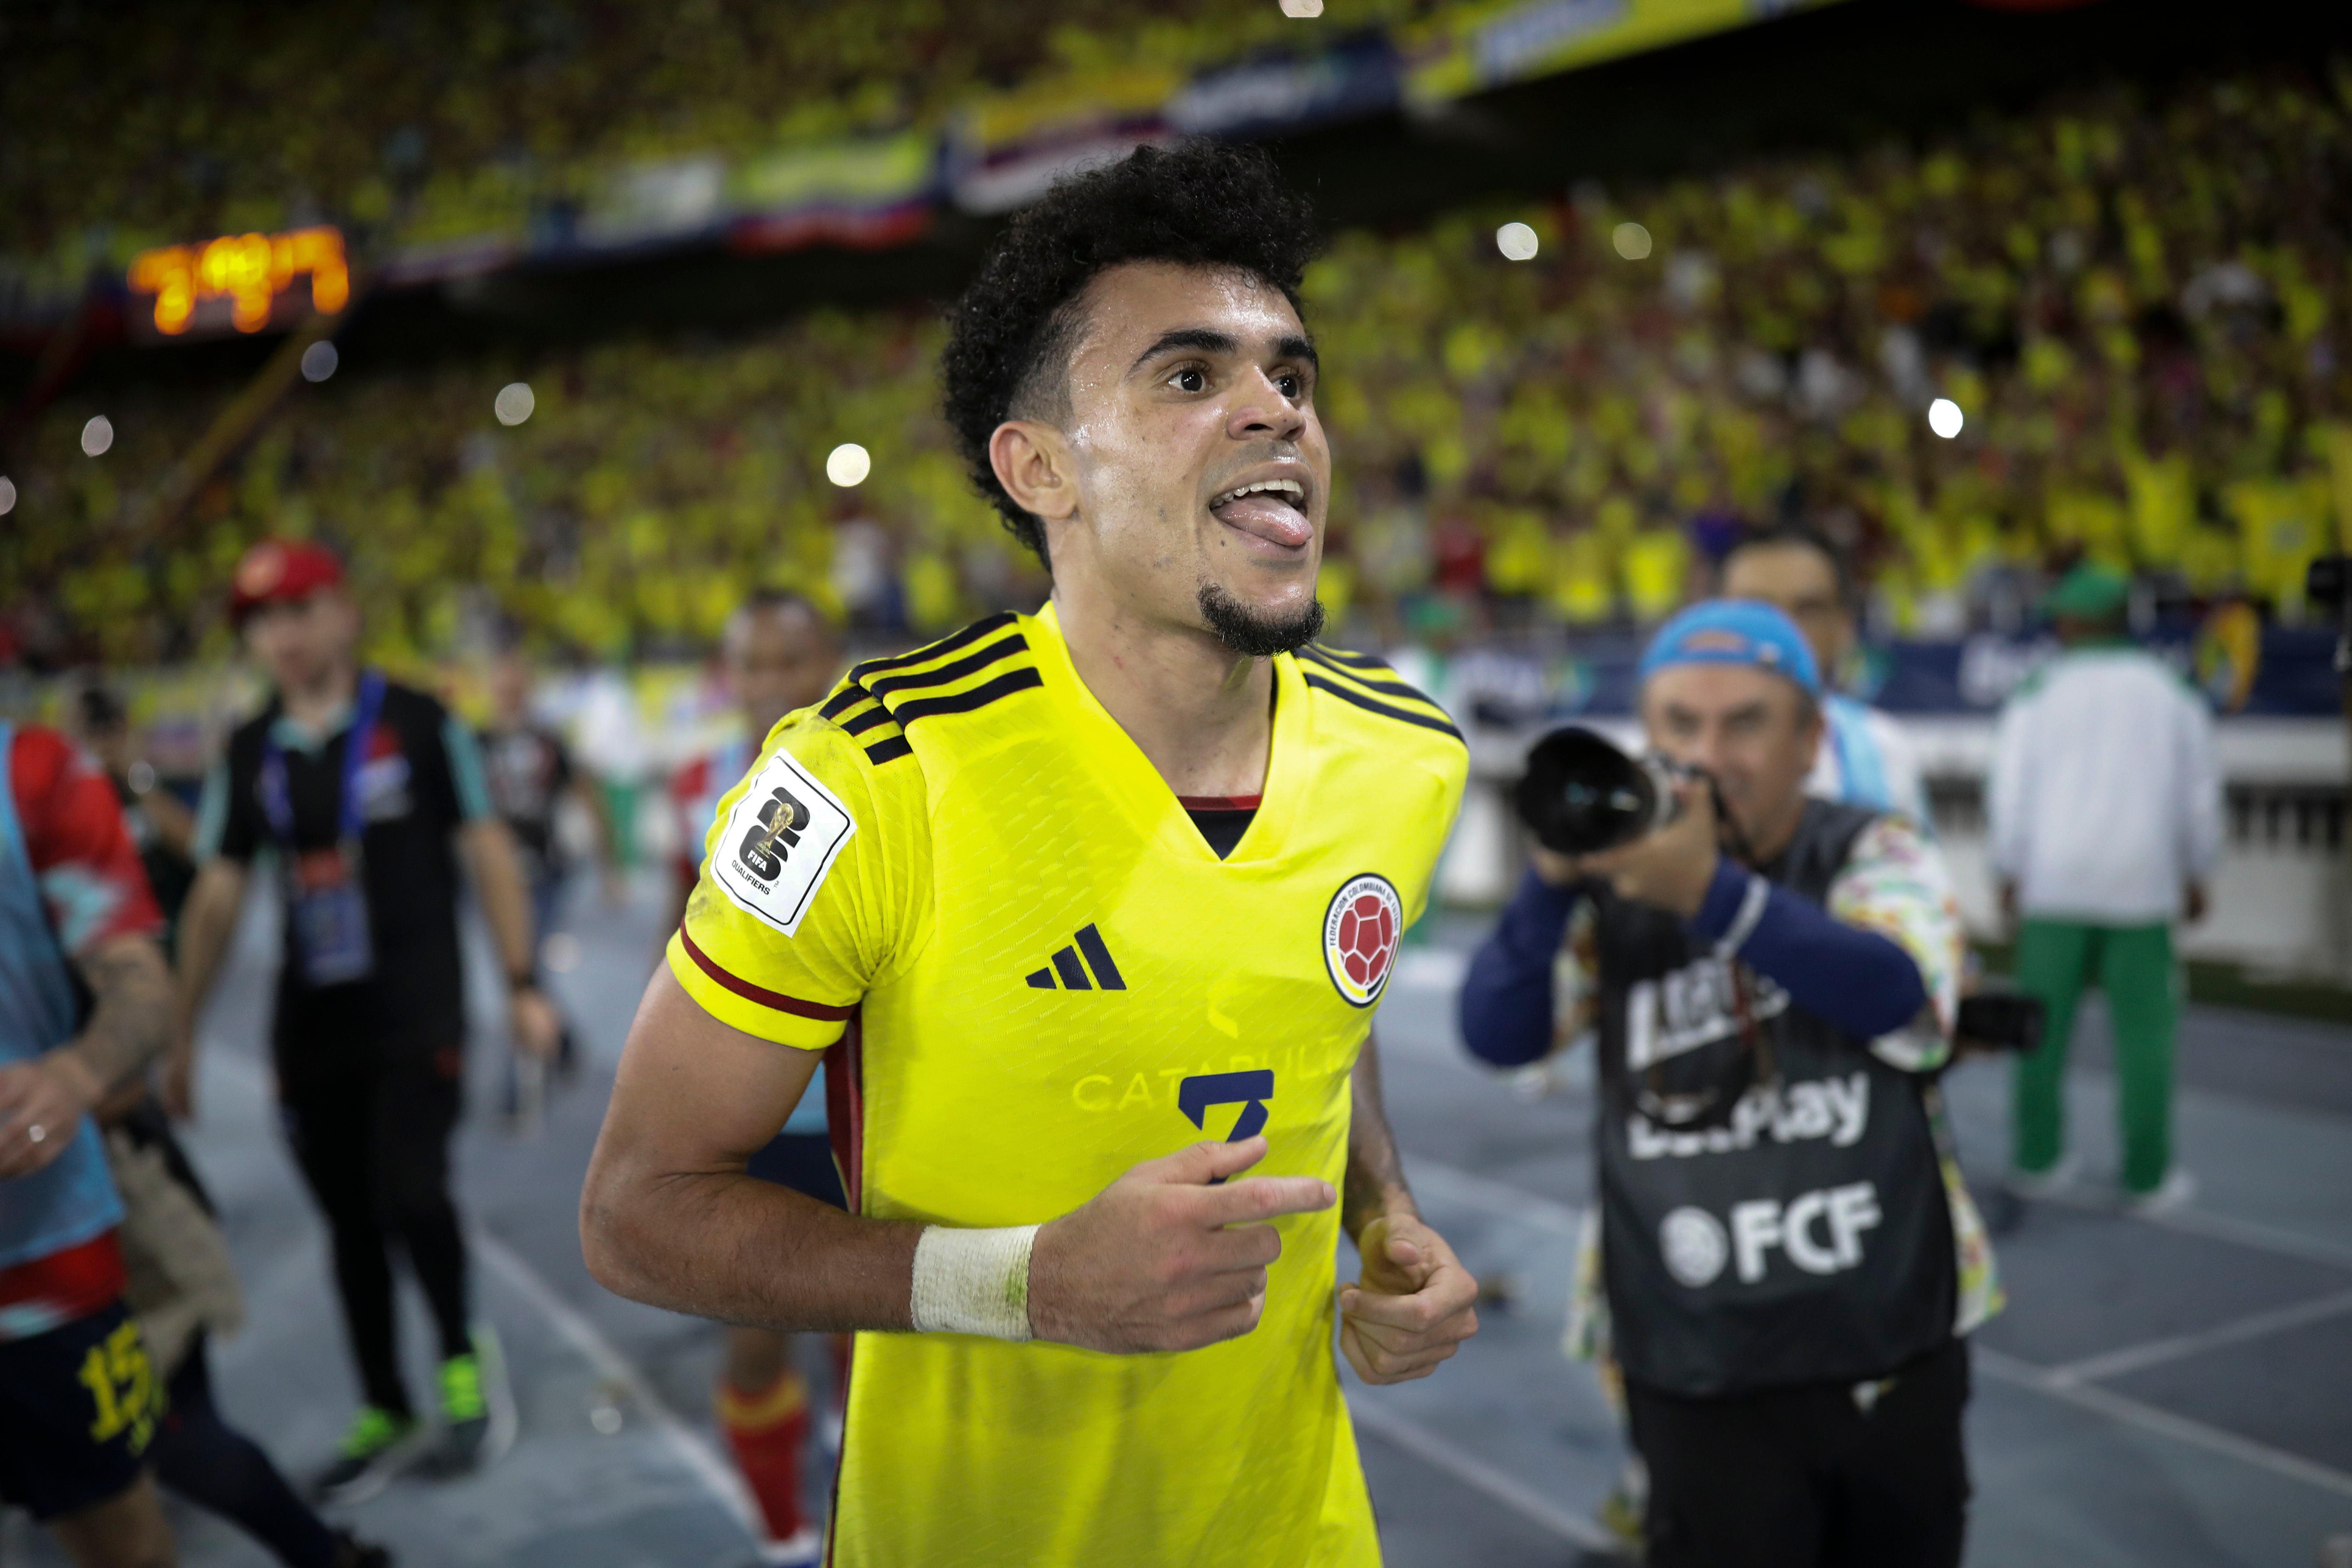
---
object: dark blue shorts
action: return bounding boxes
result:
[745,1131,846,1210]
[0,1298,162,1521]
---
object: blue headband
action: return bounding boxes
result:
[1638,599,1822,696]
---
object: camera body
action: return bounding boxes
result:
[1514,726,1696,857]
[1954,991,2045,1054]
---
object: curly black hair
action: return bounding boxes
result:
[939,140,1322,569]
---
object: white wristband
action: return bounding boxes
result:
[909,1224,1038,1341]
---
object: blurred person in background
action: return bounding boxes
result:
[478,641,625,1124]
[1460,602,1994,1568]
[1722,526,1932,828]
[0,718,177,1568]
[1990,564,2221,1216]
[72,684,198,946]
[70,686,395,1564]
[666,590,846,1567]
[94,1085,392,1568]
[173,540,557,1503]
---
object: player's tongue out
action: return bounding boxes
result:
[1209,481,1311,548]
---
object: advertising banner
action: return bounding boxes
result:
[947,67,1180,215]
[1404,0,1850,106]
[729,131,939,253]
[1167,33,1403,140]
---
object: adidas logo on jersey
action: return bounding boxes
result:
[1026,924,1126,991]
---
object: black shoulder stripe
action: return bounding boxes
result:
[864,634,1027,701]
[819,686,868,721]
[848,613,1018,684]
[882,666,1044,727]
[864,735,913,766]
[1298,645,1448,714]
[1302,672,1464,743]
[837,702,897,737]
[1306,642,1394,672]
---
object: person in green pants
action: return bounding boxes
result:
[1988,566,2220,1214]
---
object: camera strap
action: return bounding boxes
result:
[1631,781,1777,1131]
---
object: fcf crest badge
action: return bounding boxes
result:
[1323,873,1402,1008]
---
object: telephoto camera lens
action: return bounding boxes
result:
[1513,727,1681,857]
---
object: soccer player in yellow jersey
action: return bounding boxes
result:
[582,141,1480,1567]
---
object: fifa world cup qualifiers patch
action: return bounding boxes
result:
[1323,873,1402,1007]
[711,749,856,936]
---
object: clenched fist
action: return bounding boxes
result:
[1338,1213,1480,1384]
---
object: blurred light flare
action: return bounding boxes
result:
[127,226,349,336]
[1496,222,1539,261]
[1612,222,1653,260]
[0,477,14,516]
[827,442,872,486]
[495,383,536,426]
[302,341,339,383]
[82,416,114,456]
[1928,397,1965,438]
[1279,0,1324,14]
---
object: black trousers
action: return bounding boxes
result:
[153,1340,342,1568]
[276,1036,470,1418]
[1626,1337,1971,1568]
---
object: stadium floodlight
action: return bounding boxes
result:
[1496,222,1540,261]
[82,415,114,456]
[302,341,340,383]
[495,382,536,426]
[827,442,873,487]
[1928,397,1964,439]
[0,477,14,516]
[1280,0,1323,14]
[1612,222,1653,261]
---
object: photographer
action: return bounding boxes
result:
[1459,601,1998,1567]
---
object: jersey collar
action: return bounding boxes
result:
[1028,601,1304,864]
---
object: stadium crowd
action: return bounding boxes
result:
[1,0,1441,297]
[5,65,2350,677]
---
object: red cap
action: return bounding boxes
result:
[230,539,344,624]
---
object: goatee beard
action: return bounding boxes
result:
[1197,583,1326,657]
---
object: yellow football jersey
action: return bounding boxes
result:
[669,602,1466,1568]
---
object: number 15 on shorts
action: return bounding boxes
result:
[79,1320,161,1455]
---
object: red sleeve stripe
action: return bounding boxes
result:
[678,925,856,1021]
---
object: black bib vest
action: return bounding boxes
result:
[1592,799,1955,1399]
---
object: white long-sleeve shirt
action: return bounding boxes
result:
[1988,645,2223,924]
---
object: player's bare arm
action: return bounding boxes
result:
[1336,1031,1480,1385]
[0,932,173,1178]
[582,964,1335,1345]
[166,856,249,1117]
[457,816,563,1058]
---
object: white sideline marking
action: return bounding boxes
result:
[2042,1286,2352,1387]
[204,1047,758,1535]
[1350,1400,1618,1552]
[473,1231,761,1534]
[1406,1156,1586,1239]
[2124,1198,2352,1274]
[1399,1145,2352,1506]
[1975,1348,2352,1502]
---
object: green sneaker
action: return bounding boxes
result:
[440,1351,485,1424]
[312,1406,424,1505]
[426,1326,517,1476]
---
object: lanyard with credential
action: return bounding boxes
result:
[262,670,386,987]
[259,670,386,847]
